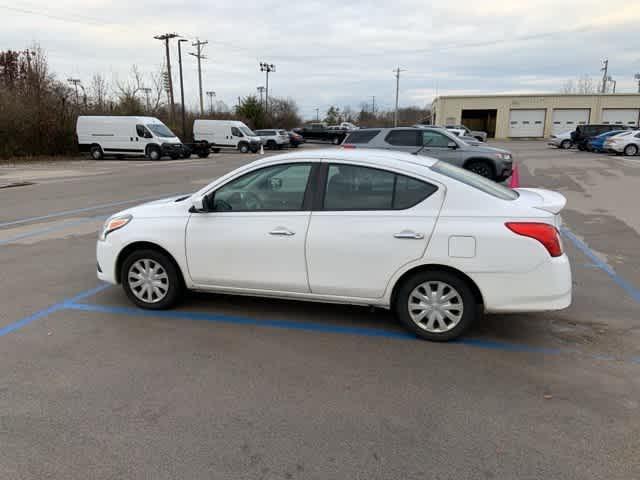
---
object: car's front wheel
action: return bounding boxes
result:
[395,270,479,341]
[121,249,183,309]
[465,160,495,180]
[624,144,639,156]
[560,139,572,149]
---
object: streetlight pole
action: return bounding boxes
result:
[257,86,265,107]
[600,58,609,94]
[259,62,275,114]
[177,38,188,139]
[140,87,152,112]
[206,91,216,115]
[67,78,81,105]
[635,73,640,94]
[393,67,405,127]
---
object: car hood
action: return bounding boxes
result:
[463,144,511,155]
[113,194,191,218]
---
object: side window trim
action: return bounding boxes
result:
[318,162,438,212]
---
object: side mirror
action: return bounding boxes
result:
[447,141,458,149]
[191,195,205,212]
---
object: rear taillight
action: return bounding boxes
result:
[342,144,356,149]
[505,222,563,257]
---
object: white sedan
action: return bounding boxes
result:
[604,130,640,156]
[97,149,572,341]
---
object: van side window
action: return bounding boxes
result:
[231,127,243,137]
[136,125,151,138]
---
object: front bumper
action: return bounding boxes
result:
[161,143,186,156]
[96,238,119,285]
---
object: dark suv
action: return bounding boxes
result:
[343,127,513,181]
[571,124,631,150]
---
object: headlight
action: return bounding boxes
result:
[99,215,132,241]
[495,153,512,160]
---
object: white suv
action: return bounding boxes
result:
[604,130,640,156]
[255,129,290,150]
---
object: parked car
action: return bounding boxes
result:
[604,130,640,156]
[193,120,262,153]
[587,130,628,152]
[77,116,188,160]
[339,122,359,130]
[288,131,304,147]
[254,129,290,150]
[96,149,571,342]
[548,130,574,149]
[443,125,488,142]
[571,124,631,151]
[342,127,513,181]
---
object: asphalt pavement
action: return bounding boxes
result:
[1,143,639,479]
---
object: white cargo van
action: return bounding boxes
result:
[77,116,185,160]
[193,120,262,153]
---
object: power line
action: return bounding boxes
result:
[189,39,208,115]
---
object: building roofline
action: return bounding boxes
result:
[433,93,640,101]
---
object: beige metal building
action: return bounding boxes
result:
[431,94,640,139]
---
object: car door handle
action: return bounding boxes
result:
[269,227,295,236]
[394,230,424,239]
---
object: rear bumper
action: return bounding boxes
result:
[471,254,572,313]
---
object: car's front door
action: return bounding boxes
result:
[186,162,315,293]
[420,130,463,164]
[306,163,444,298]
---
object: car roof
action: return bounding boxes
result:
[246,148,439,170]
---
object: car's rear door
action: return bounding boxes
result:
[305,162,444,298]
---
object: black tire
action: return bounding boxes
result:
[266,140,276,150]
[212,148,221,154]
[577,144,586,151]
[624,144,638,156]
[170,154,180,160]
[395,270,479,342]
[197,151,209,158]
[90,145,104,160]
[238,143,249,154]
[147,145,161,160]
[560,139,572,149]
[250,146,259,153]
[121,249,183,310]
[465,160,495,180]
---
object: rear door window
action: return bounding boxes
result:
[385,130,420,146]
[344,130,381,144]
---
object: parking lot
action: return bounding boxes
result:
[1,142,639,479]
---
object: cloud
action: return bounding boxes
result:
[1,0,639,118]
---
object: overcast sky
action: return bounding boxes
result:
[2,0,639,119]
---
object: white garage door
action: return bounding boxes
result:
[509,109,545,137]
[601,109,640,127]
[551,109,590,135]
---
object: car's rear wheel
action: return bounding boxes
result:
[624,144,638,156]
[395,270,478,341]
[465,160,495,180]
[121,249,183,310]
[560,139,572,149]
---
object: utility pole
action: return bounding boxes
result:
[371,95,376,115]
[154,33,178,121]
[607,76,617,94]
[206,91,216,115]
[259,62,275,114]
[600,58,609,94]
[67,78,81,104]
[634,73,640,94]
[177,38,188,138]
[257,86,265,107]
[393,67,405,127]
[140,87,152,111]
[190,38,208,115]
[315,108,319,122]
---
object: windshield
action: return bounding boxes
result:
[240,126,256,137]
[146,123,176,138]
[431,161,519,200]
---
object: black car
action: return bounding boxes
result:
[571,124,631,150]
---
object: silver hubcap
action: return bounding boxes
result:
[408,281,464,333]
[128,259,169,303]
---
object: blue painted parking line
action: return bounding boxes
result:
[0,215,106,246]
[0,193,181,229]
[0,284,111,337]
[561,227,640,303]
